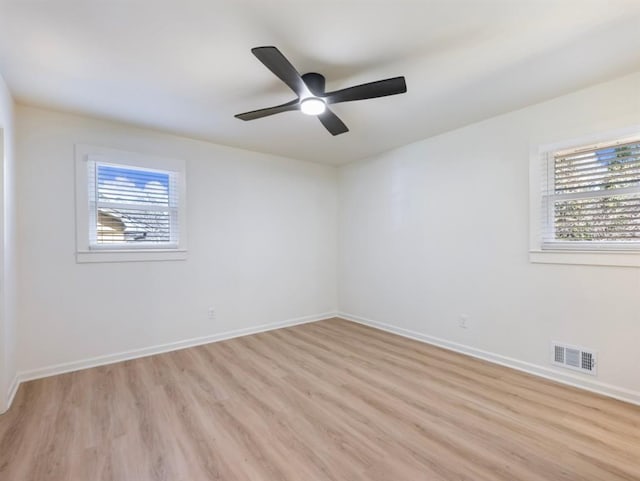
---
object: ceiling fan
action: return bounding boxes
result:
[235,46,407,136]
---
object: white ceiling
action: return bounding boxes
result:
[1,1,639,165]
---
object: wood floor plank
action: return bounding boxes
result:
[1,318,639,481]
[297,323,640,465]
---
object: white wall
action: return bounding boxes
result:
[16,106,337,374]
[338,72,640,403]
[0,73,17,413]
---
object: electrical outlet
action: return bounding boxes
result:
[207,307,216,320]
[459,314,469,329]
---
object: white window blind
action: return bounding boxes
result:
[541,137,640,249]
[88,161,179,248]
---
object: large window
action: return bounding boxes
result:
[541,136,640,249]
[76,145,186,262]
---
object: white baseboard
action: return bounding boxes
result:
[5,311,337,412]
[338,312,640,407]
[7,310,637,413]
[1,375,20,414]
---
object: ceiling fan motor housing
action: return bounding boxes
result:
[302,72,326,96]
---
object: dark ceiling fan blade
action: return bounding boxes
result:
[235,99,299,121]
[318,108,349,136]
[325,76,407,104]
[251,46,312,98]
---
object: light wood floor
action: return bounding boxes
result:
[1,318,639,481]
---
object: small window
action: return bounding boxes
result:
[90,163,178,247]
[76,145,187,263]
[541,136,640,250]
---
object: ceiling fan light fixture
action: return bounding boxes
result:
[300,97,326,116]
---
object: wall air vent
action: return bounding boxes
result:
[551,342,597,376]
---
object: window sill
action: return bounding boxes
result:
[76,249,187,264]
[529,249,640,267]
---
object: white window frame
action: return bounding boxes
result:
[529,126,640,268]
[75,144,187,263]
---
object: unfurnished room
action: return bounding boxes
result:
[0,1,639,480]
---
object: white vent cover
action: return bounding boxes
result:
[551,342,597,376]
